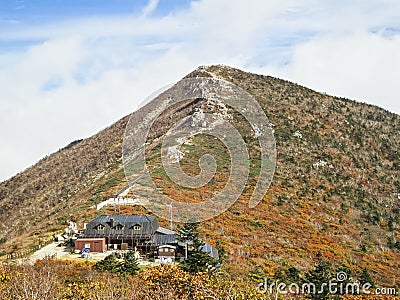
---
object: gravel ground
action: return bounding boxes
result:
[28,244,162,266]
[28,242,73,263]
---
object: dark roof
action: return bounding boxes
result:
[83,215,159,238]
[152,234,178,246]
[155,227,176,235]
[90,215,157,224]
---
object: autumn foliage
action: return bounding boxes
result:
[0,259,275,300]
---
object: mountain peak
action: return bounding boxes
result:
[0,66,399,287]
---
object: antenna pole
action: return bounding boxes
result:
[118,197,121,214]
[168,202,173,230]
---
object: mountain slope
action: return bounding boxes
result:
[0,65,399,287]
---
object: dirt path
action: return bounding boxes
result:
[28,242,72,263]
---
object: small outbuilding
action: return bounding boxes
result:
[157,245,176,264]
[74,238,106,253]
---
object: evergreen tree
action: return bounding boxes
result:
[94,251,139,275]
[286,266,301,284]
[359,268,375,288]
[121,251,140,275]
[178,223,215,273]
[304,259,332,300]
[94,254,122,273]
[215,240,227,264]
[334,265,353,295]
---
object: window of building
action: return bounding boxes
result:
[114,225,124,231]
[133,225,141,231]
[96,225,105,231]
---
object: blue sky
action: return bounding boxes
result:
[0,0,190,50]
[0,0,191,24]
[1,0,400,181]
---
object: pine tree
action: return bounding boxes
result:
[286,266,301,284]
[94,254,122,273]
[93,252,139,275]
[334,265,353,295]
[178,223,215,274]
[304,258,332,300]
[359,268,375,288]
[121,251,140,275]
[215,240,227,264]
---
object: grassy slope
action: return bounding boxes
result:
[0,65,399,287]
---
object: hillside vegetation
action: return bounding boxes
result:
[0,65,399,289]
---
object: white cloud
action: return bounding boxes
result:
[1,0,400,181]
[142,0,159,17]
[260,32,400,114]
